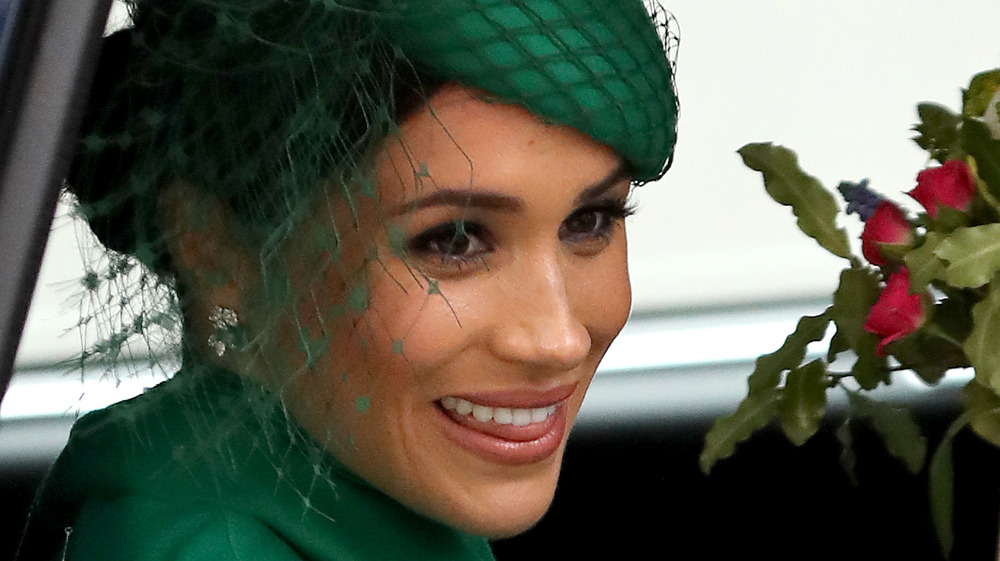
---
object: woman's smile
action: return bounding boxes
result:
[281,83,633,538]
[33,2,679,557]
[436,384,576,465]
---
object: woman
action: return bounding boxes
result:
[18,0,678,559]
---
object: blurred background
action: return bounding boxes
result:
[5,1,1000,559]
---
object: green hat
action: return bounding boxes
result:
[384,0,678,181]
[35,3,682,552]
[67,0,679,367]
[71,0,678,269]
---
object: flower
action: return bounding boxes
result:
[839,179,883,221]
[863,268,928,356]
[860,201,914,266]
[907,160,975,219]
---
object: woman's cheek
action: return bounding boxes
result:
[581,236,631,351]
[365,269,472,367]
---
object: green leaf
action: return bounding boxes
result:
[832,267,886,389]
[963,68,1000,117]
[932,204,972,233]
[963,378,1000,448]
[778,360,828,446]
[929,415,968,559]
[962,117,1000,202]
[848,392,927,474]
[904,232,947,288]
[969,156,1000,218]
[826,328,849,362]
[886,330,962,385]
[928,292,976,347]
[748,309,832,395]
[851,346,887,391]
[912,102,962,163]
[964,280,1000,396]
[832,268,880,347]
[935,224,1000,287]
[699,388,781,474]
[738,143,852,260]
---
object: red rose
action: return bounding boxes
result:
[863,268,928,356]
[860,201,914,266]
[908,160,975,219]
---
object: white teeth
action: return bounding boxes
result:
[512,408,532,426]
[441,396,559,425]
[472,404,493,423]
[530,407,548,423]
[493,407,513,424]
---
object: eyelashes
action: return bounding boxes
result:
[404,197,634,274]
[560,199,636,243]
[406,220,493,265]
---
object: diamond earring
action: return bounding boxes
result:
[207,306,245,356]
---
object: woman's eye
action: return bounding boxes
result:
[562,209,610,237]
[560,199,634,242]
[407,221,490,265]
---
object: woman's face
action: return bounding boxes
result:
[282,85,632,537]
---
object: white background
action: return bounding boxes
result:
[629,0,1000,309]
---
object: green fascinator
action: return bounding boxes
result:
[17,3,681,558]
[385,0,679,181]
[68,0,678,276]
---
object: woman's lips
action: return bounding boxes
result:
[435,384,576,465]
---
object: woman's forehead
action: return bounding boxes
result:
[378,85,623,205]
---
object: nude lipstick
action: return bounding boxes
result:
[435,384,575,465]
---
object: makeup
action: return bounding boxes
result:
[436,388,573,465]
[288,84,631,537]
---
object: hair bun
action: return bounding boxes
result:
[68,28,165,262]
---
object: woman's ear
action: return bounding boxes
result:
[157,178,255,335]
[158,179,253,302]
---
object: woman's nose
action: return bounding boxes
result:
[489,253,591,371]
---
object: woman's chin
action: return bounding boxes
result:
[428,463,563,538]
[444,491,554,539]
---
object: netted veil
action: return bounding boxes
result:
[18,0,679,558]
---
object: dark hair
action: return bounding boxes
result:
[68,1,445,274]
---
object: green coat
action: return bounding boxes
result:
[17,365,495,561]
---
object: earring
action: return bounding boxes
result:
[207,305,245,356]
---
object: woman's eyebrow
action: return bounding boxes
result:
[394,190,523,215]
[574,163,628,204]
[394,162,627,215]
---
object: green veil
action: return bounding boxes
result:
[19,0,678,558]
